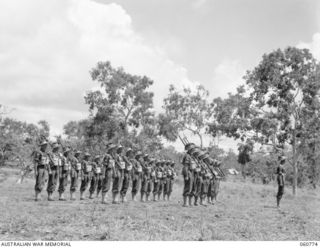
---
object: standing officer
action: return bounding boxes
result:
[70,150,82,201]
[47,143,61,201]
[58,148,71,201]
[131,151,143,201]
[276,155,286,208]
[89,155,102,199]
[120,148,133,203]
[33,141,51,201]
[182,143,196,207]
[111,145,125,204]
[80,152,92,200]
[101,144,116,204]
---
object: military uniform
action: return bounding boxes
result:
[152,160,161,201]
[191,153,202,206]
[120,149,133,203]
[69,151,82,200]
[101,145,115,204]
[33,141,50,201]
[111,146,125,204]
[47,144,62,201]
[131,152,143,201]
[157,161,165,201]
[89,156,102,199]
[80,153,93,200]
[182,144,197,207]
[166,161,176,201]
[58,149,71,201]
[140,155,153,202]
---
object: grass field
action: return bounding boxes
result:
[0,168,319,241]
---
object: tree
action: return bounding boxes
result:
[159,84,213,147]
[209,47,320,194]
[84,61,157,151]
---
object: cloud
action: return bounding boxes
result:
[192,0,208,9]
[0,0,196,136]
[210,59,245,98]
[297,33,320,60]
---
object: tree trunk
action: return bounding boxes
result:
[197,132,203,148]
[292,129,297,196]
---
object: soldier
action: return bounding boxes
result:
[182,143,196,207]
[198,152,210,206]
[157,160,166,201]
[80,152,93,200]
[276,155,286,208]
[131,151,143,201]
[166,161,176,201]
[101,144,116,204]
[47,143,62,201]
[152,159,161,201]
[191,149,203,206]
[33,141,51,201]
[89,155,102,199]
[120,148,133,203]
[163,160,171,201]
[140,154,150,202]
[58,148,72,201]
[69,150,82,201]
[111,145,125,204]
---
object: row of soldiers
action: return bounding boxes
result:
[182,142,223,207]
[33,141,177,204]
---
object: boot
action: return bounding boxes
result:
[122,195,127,203]
[188,196,193,207]
[35,191,40,201]
[163,194,166,201]
[89,192,94,199]
[277,198,280,208]
[146,194,149,202]
[200,197,207,206]
[153,194,157,201]
[194,196,199,206]
[120,195,124,203]
[102,192,107,204]
[80,191,85,200]
[112,193,119,204]
[140,193,145,202]
[157,194,161,201]
[182,196,188,207]
[96,191,100,198]
[59,192,66,201]
[48,192,54,201]
[168,193,171,201]
[210,196,215,205]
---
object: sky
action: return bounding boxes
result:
[0,0,320,151]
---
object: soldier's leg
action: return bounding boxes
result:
[80,174,89,200]
[58,171,67,201]
[140,177,146,202]
[112,175,120,204]
[168,179,173,201]
[34,167,45,201]
[153,180,158,201]
[89,174,97,199]
[97,175,102,197]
